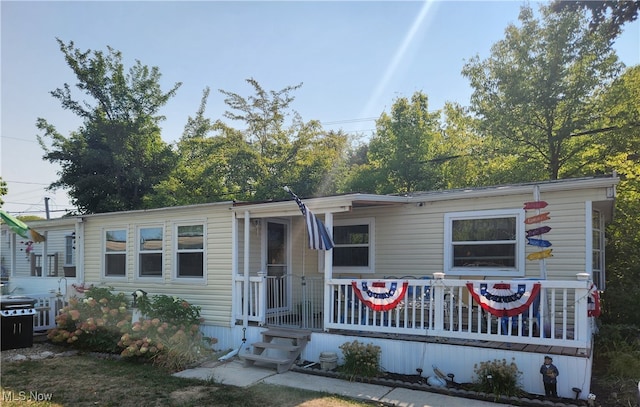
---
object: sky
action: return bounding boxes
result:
[1,1,639,218]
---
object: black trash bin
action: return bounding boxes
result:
[1,295,37,350]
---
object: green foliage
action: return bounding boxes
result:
[136,294,202,327]
[595,324,640,379]
[48,286,130,353]
[0,177,6,206]
[473,358,523,398]
[146,78,348,205]
[121,294,212,371]
[338,340,381,381]
[48,288,213,371]
[353,91,442,194]
[462,4,622,180]
[37,39,180,214]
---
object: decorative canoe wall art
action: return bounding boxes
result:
[524,201,553,260]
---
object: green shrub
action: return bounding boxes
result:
[48,286,129,353]
[119,294,213,371]
[473,358,523,398]
[48,288,215,371]
[595,324,640,379]
[338,340,381,381]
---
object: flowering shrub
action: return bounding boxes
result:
[118,294,213,371]
[48,286,129,353]
[473,358,523,398]
[338,340,381,381]
[48,288,215,371]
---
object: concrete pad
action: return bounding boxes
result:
[173,359,277,387]
[381,387,509,407]
[262,371,393,403]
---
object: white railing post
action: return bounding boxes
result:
[432,272,446,331]
[575,273,591,348]
[257,270,267,325]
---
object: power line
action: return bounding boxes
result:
[3,180,51,186]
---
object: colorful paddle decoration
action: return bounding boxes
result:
[523,201,548,210]
[466,281,541,317]
[0,209,45,242]
[526,225,552,238]
[527,237,552,248]
[527,249,553,260]
[351,280,408,311]
[524,212,550,224]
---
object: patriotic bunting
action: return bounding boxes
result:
[466,281,541,317]
[352,280,408,311]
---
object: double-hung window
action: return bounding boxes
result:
[176,224,204,279]
[138,226,163,277]
[104,229,126,277]
[444,209,524,276]
[332,218,375,274]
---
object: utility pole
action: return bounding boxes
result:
[44,197,50,220]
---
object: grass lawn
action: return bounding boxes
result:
[0,355,383,407]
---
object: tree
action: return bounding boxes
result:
[148,79,348,205]
[351,92,442,194]
[462,5,623,180]
[37,39,180,214]
[0,178,6,206]
[590,66,640,325]
[551,0,640,38]
[217,78,346,200]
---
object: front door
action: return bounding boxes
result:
[266,220,290,312]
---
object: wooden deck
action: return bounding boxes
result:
[328,329,591,358]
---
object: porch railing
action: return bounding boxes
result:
[233,273,324,330]
[31,292,65,331]
[235,275,594,350]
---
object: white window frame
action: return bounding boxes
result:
[173,222,206,282]
[64,234,75,266]
[103,228,128,279]
[591,208,606,290]
[136,225,164,280]
[444,209,525,277]
[332,217,375,274]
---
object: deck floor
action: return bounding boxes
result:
[328,329,591,358]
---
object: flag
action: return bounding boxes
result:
[0,209,46,242]
[284,186,334,250]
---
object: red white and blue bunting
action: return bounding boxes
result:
[352,281,409,311]
[588,283,601,317]
[466,282,541,317]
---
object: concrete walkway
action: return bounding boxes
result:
[174,358,509,407]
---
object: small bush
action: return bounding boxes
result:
[473,358,523,398]
[595,324,640,379]
[119,294,213,371]
[338,340,381,381]
[48,288,215,371]
[48,286,130,353]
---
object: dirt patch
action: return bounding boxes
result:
[169,386,217,404]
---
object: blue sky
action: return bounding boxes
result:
[1,1,639,217]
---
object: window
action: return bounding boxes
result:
[592,209,605,289]
[104,229,126,277]
[138,226,163,277]
[65,234,75,265]
[176,224,204,278]
[445,209,524,276]
[333,218,374,273]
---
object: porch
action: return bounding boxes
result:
[234,274,595,356]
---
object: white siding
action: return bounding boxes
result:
[334,186,608,281]
[81,203,234,327]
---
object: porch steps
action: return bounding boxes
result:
[243,328,311,373]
